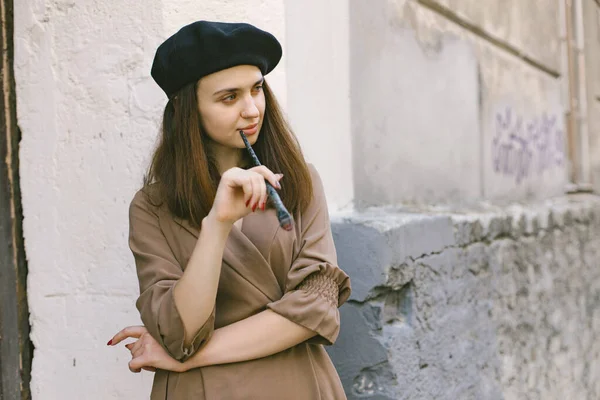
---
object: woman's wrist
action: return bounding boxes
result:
[203,211,233,234]
[178,359,192,373]
[179,347,210,372]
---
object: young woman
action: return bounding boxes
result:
[108,21,351,399]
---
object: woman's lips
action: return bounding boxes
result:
[241,124,258,135]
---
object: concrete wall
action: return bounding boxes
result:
[329,195,600,399]
[15,1,163,398]
[423,0,561,72]
[350,0,481,206]
[585,0,600,192]
[284,0,354,211]
[284,0,571,209]
[350,0,568,206]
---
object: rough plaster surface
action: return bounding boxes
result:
[15,1,165,398]
[14,0,285,398]
[423,0,561,73]
[285,0,353,211]
[350,0,567,205]
[405,0,568,202]
[329,194,600,399]
[585,1,600,193]
[592,100,600,192]
[349,0,481,206]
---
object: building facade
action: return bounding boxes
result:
[3,0,600,398]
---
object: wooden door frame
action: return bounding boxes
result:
[0,0,32,398]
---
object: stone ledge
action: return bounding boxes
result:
[328,194,600,400]
[331,212,454,302]
[333,193,600,253]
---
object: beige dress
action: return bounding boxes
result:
[129,164,352,399]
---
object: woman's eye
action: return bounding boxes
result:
[253,85,263,92]
[223,94,236,102]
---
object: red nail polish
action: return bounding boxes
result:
[107,339,113,346]
[246,199,250,207]
[261,203,265,211]
[252,204,257,212]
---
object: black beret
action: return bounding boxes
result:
[151,21,282,98]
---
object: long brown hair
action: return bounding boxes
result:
[144,79,313,228]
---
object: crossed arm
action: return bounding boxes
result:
[110,309,316,373]
[116,203,316,372]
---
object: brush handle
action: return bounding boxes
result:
[239,131,294,231]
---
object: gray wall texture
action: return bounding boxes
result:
[328,194,600,399]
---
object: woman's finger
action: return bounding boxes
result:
[132,342,148,359]
[257,175,267,211]
[242,179,253,207]
[128,360,142,373]
[132,347,144,359]
[142,367,157,372]
[249,177,260,211]
[108,326,147,346]
[125,339,141,350]
[130,338,144,355]
[250,166,282,190]
[129,354,151,373]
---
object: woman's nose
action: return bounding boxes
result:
[241,97,259,119]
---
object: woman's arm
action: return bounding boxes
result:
[182,309,315,370]
[173,213,231,347]
[127,167,284,361]
[110,310,315,373]
[172,167,283,348]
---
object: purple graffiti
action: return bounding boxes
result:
[492,107,565,184]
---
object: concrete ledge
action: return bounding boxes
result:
[332,212,455,302]
[329,194,600,399]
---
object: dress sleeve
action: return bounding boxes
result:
[266,165,351,345]
[129,190,214,362]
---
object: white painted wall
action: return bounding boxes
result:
[284,0,354,211]
[14,0,286,398]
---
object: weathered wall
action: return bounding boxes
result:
[351,0,567,206]
[284,0,354,211]
[422,0,561,72]
[15,1,164,397]
[585,0,600,192]
[349,0,481,205]
[329,194,600,399]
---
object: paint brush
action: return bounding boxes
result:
[239,130,294,231]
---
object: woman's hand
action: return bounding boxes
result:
[210,166,283,225]
[108,326,187,373]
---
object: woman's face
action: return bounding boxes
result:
[196,65,265,150]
